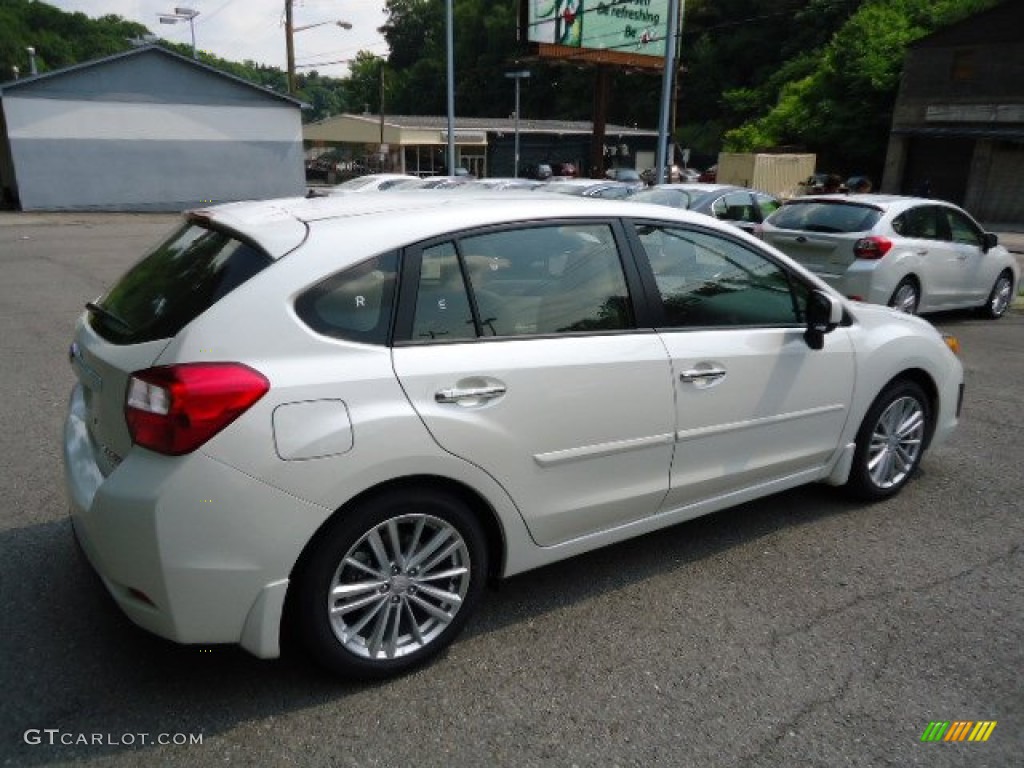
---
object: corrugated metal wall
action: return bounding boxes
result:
[974,141,1024,224]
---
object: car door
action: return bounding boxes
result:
[628,221,856,510]
[391,221,676,547]
[893,205,962,309]
[940,206,994,305]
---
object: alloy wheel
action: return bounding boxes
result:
[866,395,926,490]
[326,513,472,660]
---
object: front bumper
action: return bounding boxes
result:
[63,383,329,658]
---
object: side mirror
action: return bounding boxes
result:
[804,289,842,350]
[982,232,998,253]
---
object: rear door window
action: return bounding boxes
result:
[401,223,635,341]
[89,222,272,344]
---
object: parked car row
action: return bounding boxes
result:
[307,175,1018,320]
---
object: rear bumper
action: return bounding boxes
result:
[811,265,892,306]
[63,383,329,658]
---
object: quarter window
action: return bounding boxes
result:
[634,225,805,327]
[893,206,943,240]
[295,251,399,344]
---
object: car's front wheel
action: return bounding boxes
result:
[888,278,919,314]
[980,270,1014,319]
[292,488,488,679]
[846,380,931,501]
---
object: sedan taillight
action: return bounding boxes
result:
[125,364,269,456]
[853,236,893,259]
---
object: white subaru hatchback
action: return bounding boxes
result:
[64,193,964,678]
[758,194,1019,317]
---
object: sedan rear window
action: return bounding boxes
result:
[768,201,882,233]
[89,223,272,345]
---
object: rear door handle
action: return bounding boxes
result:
[435,385,507,404]
[680,367,727,383]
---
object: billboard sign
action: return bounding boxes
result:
[525,1,670,67]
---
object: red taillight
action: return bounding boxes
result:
[125,363,269,456]
[853,236,892,259]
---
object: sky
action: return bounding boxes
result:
[45,0,390,78]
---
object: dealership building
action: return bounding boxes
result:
[303,113,659,180]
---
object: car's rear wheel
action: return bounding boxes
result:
[888,278,919,314]
[980,270,1014,319]
[846,380,930,501]
[293,488,487,679]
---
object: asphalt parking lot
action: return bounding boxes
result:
[0,212,1021,767]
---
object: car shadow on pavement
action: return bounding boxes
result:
[1,481,868,764]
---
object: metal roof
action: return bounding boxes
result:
[0,44,304,107]
[313,113,658,137]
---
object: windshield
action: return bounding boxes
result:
[88,222,272,344]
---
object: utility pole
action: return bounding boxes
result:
[285,0,296,94]
[445,0,455,175]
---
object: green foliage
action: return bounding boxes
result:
[719,0,1002,176]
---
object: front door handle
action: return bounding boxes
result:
[680,367,727,383]
[435,385,507,404]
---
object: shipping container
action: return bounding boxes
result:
[716,153,816,199]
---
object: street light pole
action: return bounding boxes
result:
[285,0,352,95]
[654,0,681,185]
[504,70,530,177]
[158,7,199,59]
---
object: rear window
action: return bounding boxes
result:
[768,201,882,233]
[88,222,272,345]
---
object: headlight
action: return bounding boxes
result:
[942,333,961,357]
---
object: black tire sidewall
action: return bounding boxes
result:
[847,380,930,501]
[293,488,488,679]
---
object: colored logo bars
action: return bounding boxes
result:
[921,721,997,742]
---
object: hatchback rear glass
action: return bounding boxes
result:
[768,201,882,233]
[88,222,272,345]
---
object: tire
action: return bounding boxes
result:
[888,278,919,315]
[846,380,931,501]
[292,488,488,679]
[980,270,1014,319]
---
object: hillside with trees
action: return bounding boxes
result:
[0,0,1003,179]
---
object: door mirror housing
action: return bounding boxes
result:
[982,232,999,253]
[804,289,842,350]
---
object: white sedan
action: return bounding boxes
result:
[64,192,964,678]
[757,194,1019,317]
